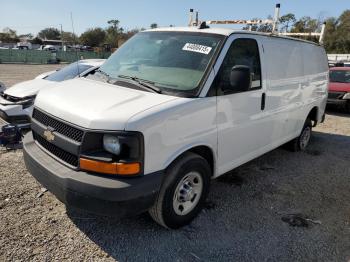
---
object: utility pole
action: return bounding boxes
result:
[60,24,64,51]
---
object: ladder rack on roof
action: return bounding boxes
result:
[279,23,326,44]
[188,4,326,44]
[206,19,274,25]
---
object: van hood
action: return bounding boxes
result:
[329,82,350,92]
[5,79,55,98]
[35,78,179,130]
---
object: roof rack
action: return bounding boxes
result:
[279,23,326,44]
[188,4,326,44]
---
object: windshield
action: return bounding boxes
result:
[45,62,93,82]
[329,70,350,83]
[98,31,224,96]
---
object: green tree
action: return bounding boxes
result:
[242,18,259,31]
[105,19,123,48]
[0,27,18,43]
[257,15,274,32]
[334,10,350,53]
[61,31,78,45]
[150,23,158,29]
[279,13,296,32]
[38,27,60,40]
[2,27,17,37]
[18,33,33,39]
[79,28,106,47]
[290,16,321,42]
[323,17,338,53]
[291,16,319,33]
[31,37,43,45]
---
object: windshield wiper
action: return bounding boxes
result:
[117,75,162,94]
[95,69,113,82]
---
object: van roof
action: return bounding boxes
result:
[146,27,321,46]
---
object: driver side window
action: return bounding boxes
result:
[211,38,262,96]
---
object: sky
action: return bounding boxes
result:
[0,0,348,36]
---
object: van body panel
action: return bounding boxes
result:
[126,97,218,175]
[34,78,179,130]
[211,34,273,175]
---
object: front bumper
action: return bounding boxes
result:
[23,133,164,217]
[0,108,30,124]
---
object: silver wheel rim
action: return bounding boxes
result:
[173,172,203,216]
[300,126,311,149]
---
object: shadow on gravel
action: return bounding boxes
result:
[66,131,350,261]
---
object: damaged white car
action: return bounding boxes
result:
[0,59,105,124]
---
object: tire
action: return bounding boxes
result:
[287,118,312,152]
[149,152,211,229]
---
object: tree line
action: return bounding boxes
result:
[0,21,159,49]
[0,10,349,53]
[243,10,350,53]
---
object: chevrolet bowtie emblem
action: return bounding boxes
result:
[43,129,55,142]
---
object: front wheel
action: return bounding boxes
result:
[149,152,211,229]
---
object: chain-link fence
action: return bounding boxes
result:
[0,49,111,64]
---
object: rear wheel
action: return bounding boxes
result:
[287,118,312,151]
[149,152,211,229]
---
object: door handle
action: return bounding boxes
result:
[261,92,266,110]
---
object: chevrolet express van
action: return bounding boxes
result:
[23,27,328,229]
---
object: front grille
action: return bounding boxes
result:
[32,109,84,142]
[33,131,79,167]
[328,92,345,99]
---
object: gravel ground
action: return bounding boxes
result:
[0,65,349,261]
[0,64,64,87]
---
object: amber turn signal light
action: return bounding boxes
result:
[79,158,140,176]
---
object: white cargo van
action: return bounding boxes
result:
[23,26,328,228]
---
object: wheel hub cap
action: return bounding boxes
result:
[173,172,203,216]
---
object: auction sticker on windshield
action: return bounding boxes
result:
[182,43,212,54]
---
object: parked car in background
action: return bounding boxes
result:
[0,81,5,93]
[37,45,57,51]
[327,67,350,112]
[81,45,94,52]
[23,27,328,229]
[0,59,105,124]
[17,42,32,50]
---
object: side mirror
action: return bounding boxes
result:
[228,65,252,93]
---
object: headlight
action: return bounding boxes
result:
[103,134,121,155]
[80,131,144,176]
[20,96,36,109]
[343,93,350,100]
